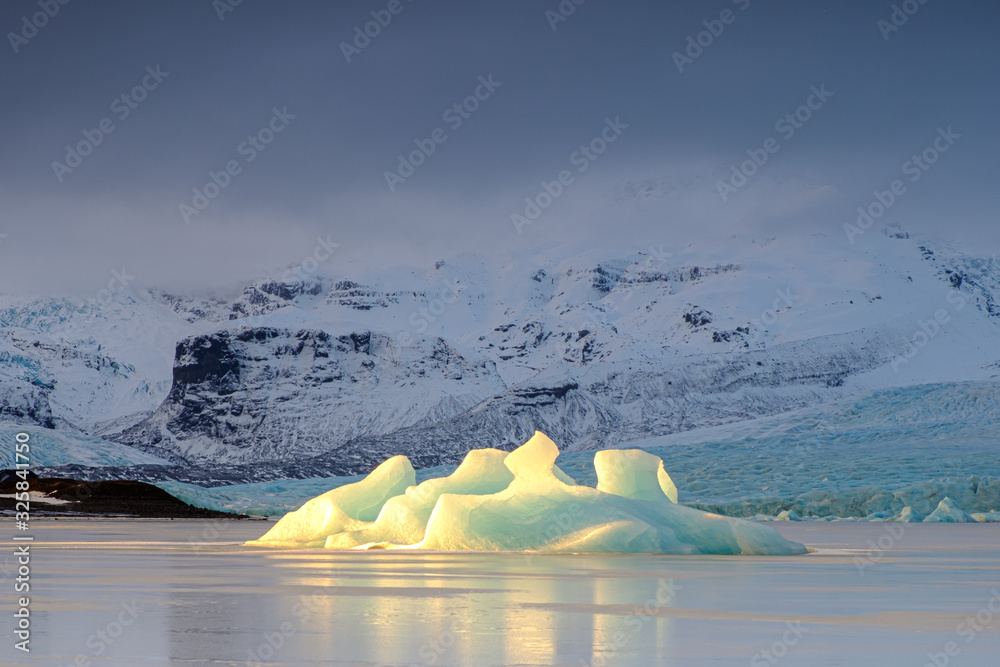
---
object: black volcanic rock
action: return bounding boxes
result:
[172,332,242,393]
[0,476,248,518]
[113,326,506,466]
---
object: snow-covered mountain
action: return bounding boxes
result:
[117,328,504,465]
[3,229,999,477]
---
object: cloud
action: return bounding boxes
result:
[1,0,998,295]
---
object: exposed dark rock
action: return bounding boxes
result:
[0,476,250,518]
[684,308,713,328]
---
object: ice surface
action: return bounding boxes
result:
[19,520,1000,667]
[248,432,807,555]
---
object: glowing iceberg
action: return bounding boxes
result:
[248,454,416,547]
[246,432,807,555]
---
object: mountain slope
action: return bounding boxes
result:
[2,229,998,474]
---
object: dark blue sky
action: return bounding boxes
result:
[1,0,997,292]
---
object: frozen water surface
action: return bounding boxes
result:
[4,520,1000,666]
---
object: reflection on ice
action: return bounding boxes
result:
[12,520,1000,666]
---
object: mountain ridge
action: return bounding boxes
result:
[2,231,998,474]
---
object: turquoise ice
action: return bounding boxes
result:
[247,432,807,555]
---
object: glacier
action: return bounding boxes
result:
[155,382,1000,523]
[245,432,808,555]
[1,424,169,468]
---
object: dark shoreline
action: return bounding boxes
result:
[0,474,252,519]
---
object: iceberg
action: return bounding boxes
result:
[247,454,416,547]
[891,506,926,523]
[923,497,976,523]
[247,432,807,555]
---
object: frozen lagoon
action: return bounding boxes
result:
[4,521,1000,666]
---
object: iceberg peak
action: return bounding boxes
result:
[503,431,561,483]
[595,449,678,503]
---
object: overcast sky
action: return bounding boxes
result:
[1,0,997,293]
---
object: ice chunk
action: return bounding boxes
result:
[595,449,677,503]
[324,448,513,548]
[247,455,415,547]
[775,510,801,521]
[247,431,807,555]
[923,497,976,523]
[891,506,926,523]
